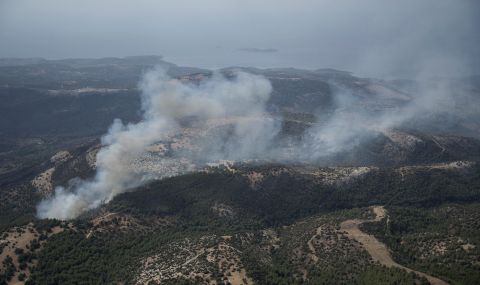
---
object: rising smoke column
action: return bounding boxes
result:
[37,68,277,219]
[36,64,467,220]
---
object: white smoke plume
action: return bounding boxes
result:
[300,56,477,160]
[301,85,447,161]
[37,68,278,219]
[37,61,475,220]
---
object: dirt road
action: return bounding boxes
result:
[340,206,449,285]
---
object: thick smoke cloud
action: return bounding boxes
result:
[37,61,476,219]
[37,69,278,219]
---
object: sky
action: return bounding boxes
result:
[1,0,479,78]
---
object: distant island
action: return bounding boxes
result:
[238,47,278,53]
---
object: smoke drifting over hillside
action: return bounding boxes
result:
[37,69,278,219]
[37,60,477,219]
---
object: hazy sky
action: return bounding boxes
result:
[1,0,479,77]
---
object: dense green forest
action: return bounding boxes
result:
[10,164,478,284]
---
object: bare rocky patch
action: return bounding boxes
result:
[136,235,253,285]
[31,168,55,195]
[0,223,67,284]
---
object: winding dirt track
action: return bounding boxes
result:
[340,206,449,285]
